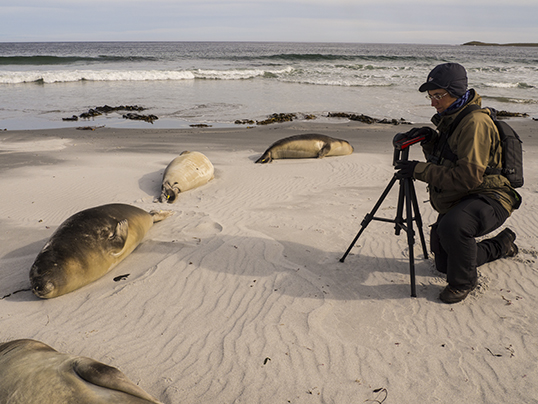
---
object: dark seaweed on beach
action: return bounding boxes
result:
[63,105,147,121]
[328,112,411,125]
[122,113,158,123]
[235,112,316,126]
[496,110,529,118]
[256,113,298,125]
[235,111,413,126]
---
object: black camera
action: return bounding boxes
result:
[393,127,434,150]
[392,127,435,165]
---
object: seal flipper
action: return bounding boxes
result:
[316,143,331,158]
[109,219,129,256]
[149,209,175,223]
[73,358,162,403]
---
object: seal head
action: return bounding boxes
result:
[30,247,67,298]
[159,183,180,203]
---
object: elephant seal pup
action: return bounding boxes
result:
[30,203,174,299]
[255,133,353,164]
[0,339,162,404]
[159,151,214,203]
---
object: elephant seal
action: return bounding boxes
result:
[255,133,353,164]
[159,151,214,203]
[0,339,162,404]
[30,203,174,299]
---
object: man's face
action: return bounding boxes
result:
[428,89,458,114]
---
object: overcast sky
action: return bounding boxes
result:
[1,0,536,44]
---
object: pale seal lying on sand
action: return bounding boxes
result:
[159,151,214,203]
[0,339,162,404]
[255,133,354,164]
[30,203,174,298]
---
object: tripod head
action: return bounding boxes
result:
[392,128,429,166]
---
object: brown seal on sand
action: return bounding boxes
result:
[159,151,214,203]
[29,203,174,298]
[0,339,162,403]
[255,134,354,164]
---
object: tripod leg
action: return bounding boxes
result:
[404,178,417,297]
[340,175,398,262]
[339,227,367,263]
[408,180,429,259]
[394,178,406,236]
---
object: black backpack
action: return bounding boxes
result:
[434,104,524,188]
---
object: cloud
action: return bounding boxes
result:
[1,0,537,43]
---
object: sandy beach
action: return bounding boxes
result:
[1,119,537,403]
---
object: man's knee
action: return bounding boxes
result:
[437,215,466,241]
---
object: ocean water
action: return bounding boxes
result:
[1,42,537,130]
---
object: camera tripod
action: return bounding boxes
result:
[339,146,429,297]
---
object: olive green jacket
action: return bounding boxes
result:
[413,89,520,214]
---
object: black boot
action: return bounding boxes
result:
[439,280,478,304]
[491,228,518,258]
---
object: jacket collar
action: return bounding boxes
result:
[431,88,481,130]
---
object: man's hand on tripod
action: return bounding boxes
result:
[395,160,419,179]
[393,127,436,149]
[414,127,436,144]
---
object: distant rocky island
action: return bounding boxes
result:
[463,41,538,47]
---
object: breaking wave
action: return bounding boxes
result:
[0,55,156,66]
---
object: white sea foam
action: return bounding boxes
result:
[194,67,294,80]
[0,69,196,84]
[0,67,302,84]
[484,82,523,89]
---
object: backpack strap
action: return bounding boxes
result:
[483,107,502,176]
[448,104,481,134]
[430,104,481,164]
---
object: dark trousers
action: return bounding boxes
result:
[430,195,509,288]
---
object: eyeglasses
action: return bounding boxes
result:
[426,92,448,101]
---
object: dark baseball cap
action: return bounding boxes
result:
[419,63,468,97]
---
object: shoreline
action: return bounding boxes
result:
[2,116,536,142]
[0,111,423,132]
[1,109,535,133]
[2,118,536,174]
